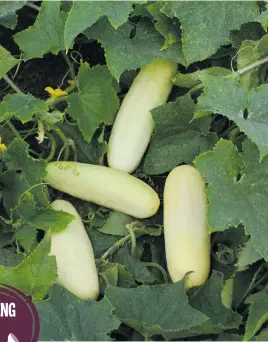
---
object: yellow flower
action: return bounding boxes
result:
[0,137,6,152]
[45,87,67,99]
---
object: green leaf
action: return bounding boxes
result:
[98,212,133,236]
[195,75,268,158]
[98,261,136,293]
[88,229,121,259]
[0,232,14,248]
[146,2,181,49]
[212,226,248,280]
[15,224,37,253]
[194,139,268,260]
[173,67,231,88]
[0,93,49,123]
[221,278,233,309]
[0,248,24,267]
[13,191,37,222]
[1,139,48,211]
[11,192,73,252]
[236,239,262,270]
[115,246,157,284]
[259,6,268,31]
[67,63,119,142]
[236,34,268,88]
[0,234,56,300]
[117,264,136,288]
[99,262,119,291]
[230,22,265,49]
[58,123,107,164]
[13,0,65,59]
[130,3,152,19]
[0,46,18,79]
[189,271,241,328]
[195,75,247,119]
[85,18,184,80]
[143,93,217,175]
[244,290,268,341]
[105,282,208,338]
[0,1,25,29]
[31,208,74,232]
[162,319,222,340]
[99,262,136,293]
[232,264,260,309]
[36,284,120,341]
[245,84,268,158]
[162,2,260,65]
[64,1,134,50]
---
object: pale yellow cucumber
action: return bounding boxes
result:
[108,59,178,173]
[46,162,160,219]
[50,200,99,300]
[164,165,210,289]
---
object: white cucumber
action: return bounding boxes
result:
[164,165,210,289]
[108,58,178,173]
[50,200,99,300]
[46,162,160,219]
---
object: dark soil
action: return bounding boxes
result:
[0,5,105,100]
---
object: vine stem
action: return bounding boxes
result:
[99,272,110,286]
[51,127,69,146]
[49,127,69,161]
[234,55,268,76]
[98,225,142,262]
[45,132,57,162]
[251,271,268,291]
[98,234,133,262]
[17,182,49,203]
[26,2,40,11]
[126,223,137,257]
[143,262,169,283]
[57,143,70,161]
[189,83,205,95]
[46,95,68,108]
[7,121,21,138]
[61,52,75,79]
[69,139,78,162]
[244,264,265,298]
[220,123,237,138]
[188,55,268,94]
[3,75,23,94]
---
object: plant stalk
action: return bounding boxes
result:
[3,75,23,94]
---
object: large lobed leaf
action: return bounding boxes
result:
[162,1,260,65]
[36,285,120,341]
[67,63,119,142]
[189,271,241,328]
[1,138,48,211]
[64,1,134,50]
[14,0,65,59]
[1,140,73,251]
[143,93,217,175]
[0,46,18,79]
[0,1,26,29]
[146,2,181,50]
[0,234,56,300]
[195,75,268,159]
[194,138,268,260]
[105,281,208,338]
[244,290,268,341]
[85,18,184,80]
[0,93,49,123]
